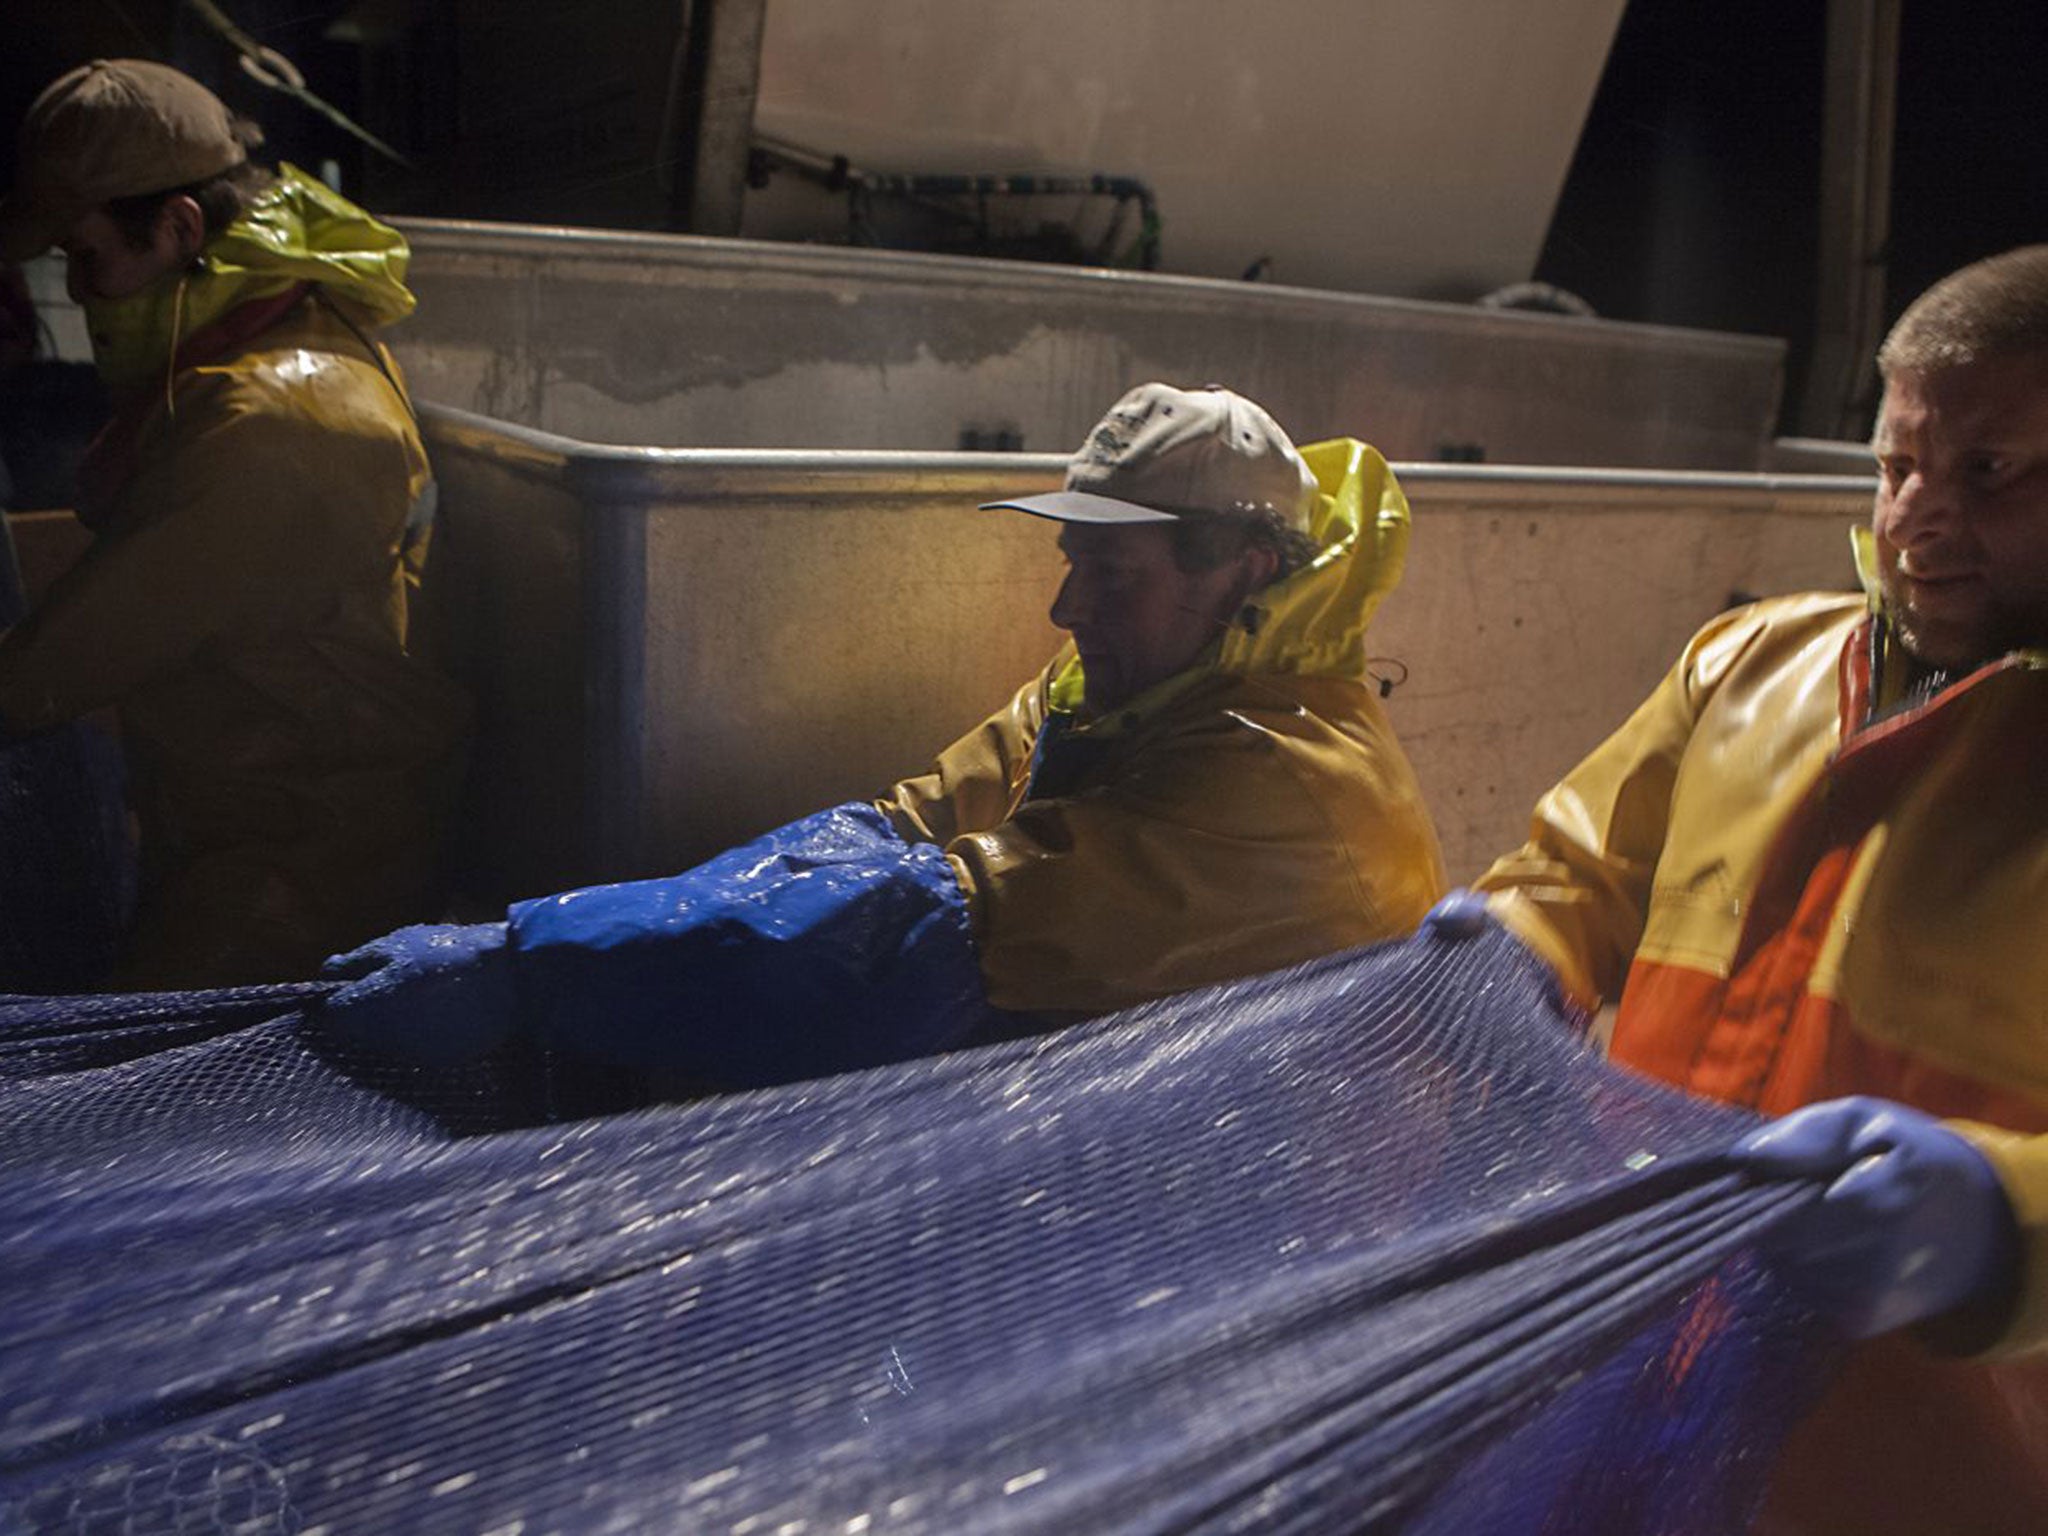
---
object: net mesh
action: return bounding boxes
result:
[0,927,1836,1534]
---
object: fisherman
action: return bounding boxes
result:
[0,59,469,988]
[321,382,1446,1081]
[1442,246,2048,1534]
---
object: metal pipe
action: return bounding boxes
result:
[1799,0,1900,440]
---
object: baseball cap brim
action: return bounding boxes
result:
[0,185,83,261]
[979,490,1179,524]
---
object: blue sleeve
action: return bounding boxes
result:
[507,802,1015,1086]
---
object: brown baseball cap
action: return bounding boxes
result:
[0,59,248,261]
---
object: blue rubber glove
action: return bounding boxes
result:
[1421,888,1495,940]
[318,922,519,1066]
[1734,1096,2020,1339]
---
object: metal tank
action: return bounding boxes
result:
[417,404,1873,901]
[389,221,1788,472]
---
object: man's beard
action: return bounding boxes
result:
[1886,569,2048,675]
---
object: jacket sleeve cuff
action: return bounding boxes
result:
[508,802,1009,1084]
[1941,1119,2048,1355]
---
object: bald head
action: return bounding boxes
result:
[1880,245,2048,379]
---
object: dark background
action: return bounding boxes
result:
[1535,0,2048,435]
[5,0,2046,437]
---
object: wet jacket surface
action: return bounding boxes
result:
[1474,572,2048,1534]
[0,170,469,987]
[880,438,1447,1015]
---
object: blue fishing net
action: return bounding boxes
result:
[0,926,1837,1534]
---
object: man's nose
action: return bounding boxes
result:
[1049,568,1085,630]
[1879,470,1959,548]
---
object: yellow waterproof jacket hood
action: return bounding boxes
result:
[203,163,414,324]
[80,164,414,393]
[882,440,1445,1016]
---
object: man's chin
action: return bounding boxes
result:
[1890,598,2040,674]
[1882,574,1987,672]
[1894,616,1986,674]
[1079,680,1123,718]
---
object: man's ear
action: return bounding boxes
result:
[1236,543,1282,602]
[157,195,207,265]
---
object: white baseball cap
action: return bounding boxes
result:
[982,382,1317,530]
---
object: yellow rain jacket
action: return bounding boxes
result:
[880,439,1446,1016]
[1474,540,2048,1534]
[0,168,469,988]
